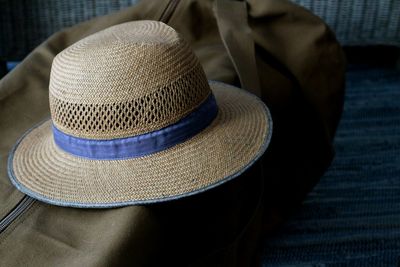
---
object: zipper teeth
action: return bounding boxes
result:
[159,0,180,23]
[0,195,35,234]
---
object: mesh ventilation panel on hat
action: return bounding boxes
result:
[49,21,211,139]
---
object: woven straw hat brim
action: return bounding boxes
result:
[8,82,272,208]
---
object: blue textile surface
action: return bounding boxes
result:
[262,66,400,267]
[52,93,218,160]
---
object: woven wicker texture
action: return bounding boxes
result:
[49,21,210,139]
[9,21,271,206]
[262,66,400,266]
[0,0,140,61]
[1,0,400,61]
[293,0,400,46]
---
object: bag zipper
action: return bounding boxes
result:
[0,195,35,234]
[159,0,180,23]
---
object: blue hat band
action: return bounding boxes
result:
[52,93,218,160]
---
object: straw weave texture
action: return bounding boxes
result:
[49,21,211,139]
[11,82,271,206]
[9,21,271,206]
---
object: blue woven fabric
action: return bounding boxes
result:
[292,0,400,47]
[52,93,218,160]
[262,66,400,267]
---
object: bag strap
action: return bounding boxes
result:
[213,0,261,97]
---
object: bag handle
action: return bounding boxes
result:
[213,0,261,97]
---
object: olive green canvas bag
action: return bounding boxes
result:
[0,0,345,266]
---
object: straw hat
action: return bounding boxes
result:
[8,21,272,208]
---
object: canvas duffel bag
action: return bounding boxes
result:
[0,0,345,266]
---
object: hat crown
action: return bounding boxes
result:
[49,21,211,139]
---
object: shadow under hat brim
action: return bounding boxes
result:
[8,81,272,208]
